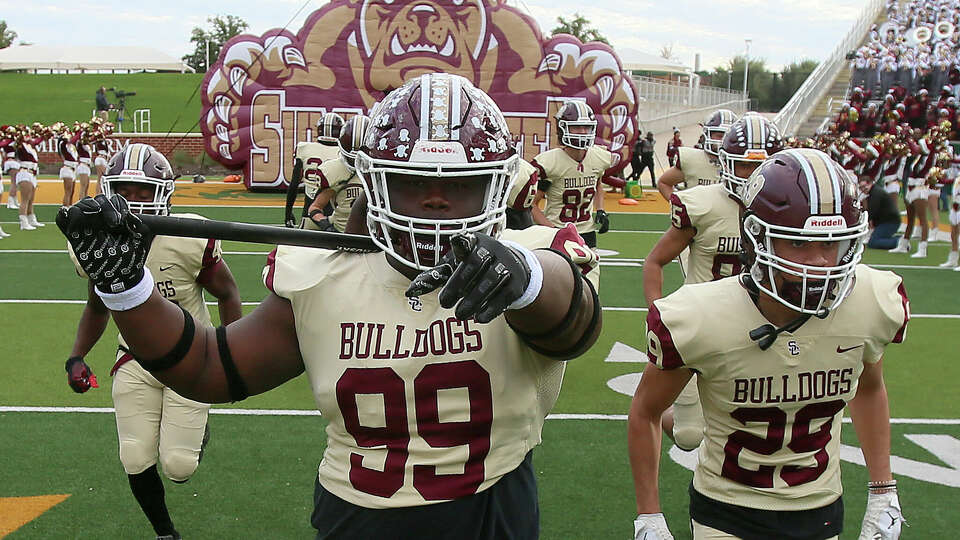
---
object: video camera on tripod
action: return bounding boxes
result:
[106,88,137,124]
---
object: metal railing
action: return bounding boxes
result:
[632,75,747,110]
[774,0,885,136]
[638,99,749,136]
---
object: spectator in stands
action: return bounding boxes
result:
[95,87,110,122]
[860,175,901,249]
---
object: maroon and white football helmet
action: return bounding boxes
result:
[317,112,345,144]
[101,143,176,215]
[555,101,597,150]
[740,148,868,315]
[719,116,783,200]
[338,114,371,172]
[356,72,518,270]
[701,109,738,156]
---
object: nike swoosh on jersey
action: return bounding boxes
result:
[159,265,175,272]
[836,344,864,353]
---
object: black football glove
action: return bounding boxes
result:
[66,356,99,393]
[56,195,154,295]
[406,232,532,324]
[594,209,610,234]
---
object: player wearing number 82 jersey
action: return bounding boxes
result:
[531,145,616,246]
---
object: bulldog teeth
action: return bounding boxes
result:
[391,34,405,56]
[439,35,454,57]
[408,43,439,53]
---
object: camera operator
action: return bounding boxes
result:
[95,87,110,122]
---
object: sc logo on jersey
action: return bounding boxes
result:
[788,340,800,356]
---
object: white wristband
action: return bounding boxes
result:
[501,240,543,311]
[95,268,154,311]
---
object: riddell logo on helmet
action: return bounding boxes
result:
[804,216,845,229]
[421,146,456,154]
[411,141,466,164]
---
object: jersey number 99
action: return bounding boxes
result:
[336,360,493,501]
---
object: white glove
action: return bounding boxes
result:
[634,513,674,540]
[859,489,905,540]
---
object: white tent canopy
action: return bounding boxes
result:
[0,45,194,73]
[617,47,691,75]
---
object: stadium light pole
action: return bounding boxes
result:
[743,39,752,104]
[205,38,211,72]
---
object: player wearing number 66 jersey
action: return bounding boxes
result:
[643,116,783,453]
[629,149,909,540]
[530,101,617,248]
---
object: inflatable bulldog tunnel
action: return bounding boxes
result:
[201,0,639,189]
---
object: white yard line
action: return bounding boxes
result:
[0,406,957,424]
[1,298,957,318]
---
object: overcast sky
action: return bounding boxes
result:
[1,0,869,73]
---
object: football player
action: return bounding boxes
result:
[284,112,344,228]
[530,101,617,248]
[642,116,783,453]
[57,73,601,539]
[629,148,908,540]
[656,109,737,201]
[505,158,539,230]
[64,144,242,540]
[303,114,371,232]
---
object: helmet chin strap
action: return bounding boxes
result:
[741,274,829,351]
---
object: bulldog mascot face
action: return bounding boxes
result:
[201,0,638,188]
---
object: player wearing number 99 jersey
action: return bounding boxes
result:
[62,73,602,540]
[629,149,909,540]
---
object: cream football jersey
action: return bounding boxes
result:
[533,146,614,234]
[508,159,538,211]
[262,225,598,509]
[678,147,721,188]
[670,183,744,284]
[317,157,363,233]
[69,213,222,348]
[646,265,908,511]
[295,142,341,199]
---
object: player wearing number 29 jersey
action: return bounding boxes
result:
[630,149,909,540]
[643,117,783,455]
[647,266,907,511]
